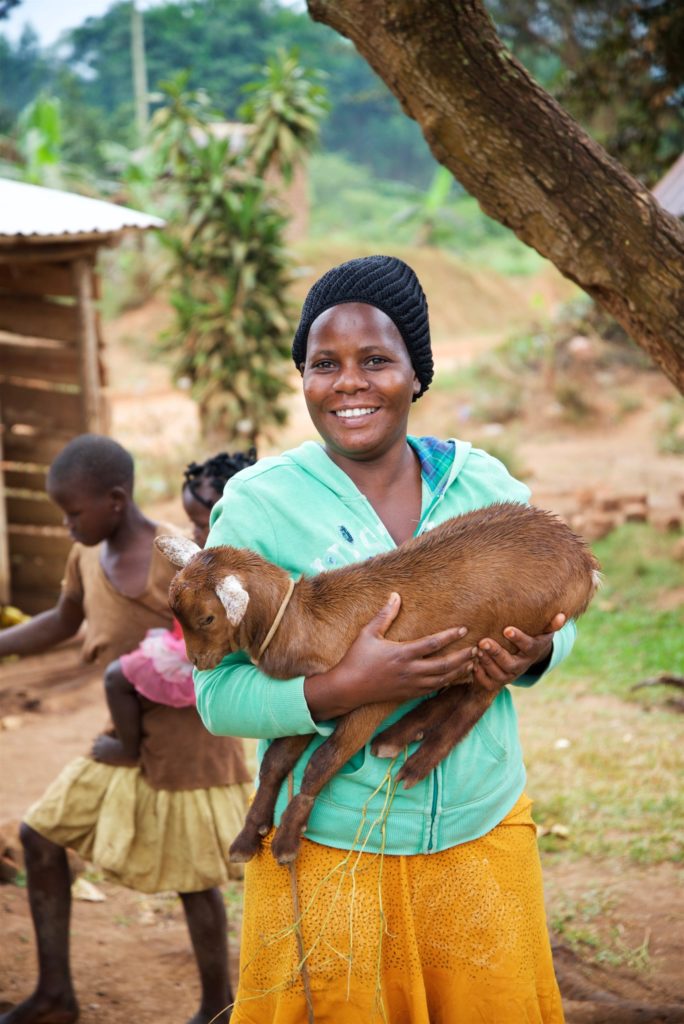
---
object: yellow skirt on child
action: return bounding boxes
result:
[233,793,564,1024]
[24,755,251,893]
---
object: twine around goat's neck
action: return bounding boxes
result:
[255,576,296,663]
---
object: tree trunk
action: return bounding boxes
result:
[307,0,684,393]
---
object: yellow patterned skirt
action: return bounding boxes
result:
[24,756,251,893]
[233,793,564,1024]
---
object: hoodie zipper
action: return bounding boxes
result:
[427,768,439,851]
[418,502,442,854]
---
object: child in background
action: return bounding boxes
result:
[92,451,258,766]
[0,441,255,1024]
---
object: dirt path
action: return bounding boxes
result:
[1,257,683,1022]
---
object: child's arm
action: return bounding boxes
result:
[0,592,84,660]
[91,660,142,767]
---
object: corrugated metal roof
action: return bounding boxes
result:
[652,151,684,218]
[0,178,164,243]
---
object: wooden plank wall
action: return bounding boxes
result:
[0,248,107,613]
[0,403,9,604]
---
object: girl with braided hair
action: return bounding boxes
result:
[182,450,258,546]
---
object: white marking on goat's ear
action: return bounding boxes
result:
[591,569,603,589]
[155,535,201,568]
[216,575,249,626]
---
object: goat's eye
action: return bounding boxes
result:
[199,614,215,627]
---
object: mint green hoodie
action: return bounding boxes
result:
[195,437,575,855]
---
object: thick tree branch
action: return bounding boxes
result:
[308,0,684,392]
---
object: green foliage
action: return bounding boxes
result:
[240,49,328,183]
[309,153,544,274]
[656,399,684,455]
[153,56,325,444]
[389,166,460,246]
[0,0,440,187]
[0,91,100,191]
[2,0,681,191]
[15,92,62,185]
[0,26,56,132]
[489,0,684,183]
[0,0,21,19]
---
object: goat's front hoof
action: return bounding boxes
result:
[229,828,263,863]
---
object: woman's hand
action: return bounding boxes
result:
[472,613,567,692]
[90,733,139,767]
[304,592,473,721]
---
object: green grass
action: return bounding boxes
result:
[549,890,653,971]
[518,522,684,866]
[656,397,684,455]
[553,524,684,697]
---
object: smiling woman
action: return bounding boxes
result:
[302,303,420,478]
[195,254,575,1023]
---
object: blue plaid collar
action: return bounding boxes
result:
[408,435,456,496]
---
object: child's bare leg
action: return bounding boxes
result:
[0,825,78,1024]
[179,888,232,1024]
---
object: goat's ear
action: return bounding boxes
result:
[155,535,200,568]
[215,575,249,626]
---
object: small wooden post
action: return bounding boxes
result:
[0,402,10,604]
[73,256,103,432]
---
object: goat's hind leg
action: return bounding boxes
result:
[397,685,498,789]
[229,734,313,863]
[371,686,468,758]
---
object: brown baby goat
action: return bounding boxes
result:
[157,502,600,865]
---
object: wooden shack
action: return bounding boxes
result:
[0,178,163,613]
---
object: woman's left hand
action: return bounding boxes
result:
[472,613,567,692]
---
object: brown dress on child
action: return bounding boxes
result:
[24,525,252,893]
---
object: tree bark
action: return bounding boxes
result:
[307,0,684,393]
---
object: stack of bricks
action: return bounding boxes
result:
[568,489,684,542]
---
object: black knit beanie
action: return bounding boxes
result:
[292,254,434,399]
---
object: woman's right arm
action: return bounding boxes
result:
[0,593,84,660]
[198,481,327,739]
[304,593,473,720]
[195,654,323,739]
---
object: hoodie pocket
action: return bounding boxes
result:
[473,715,508,763]
[437,708,513,810]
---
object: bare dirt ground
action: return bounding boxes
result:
[1,250,683,1022]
